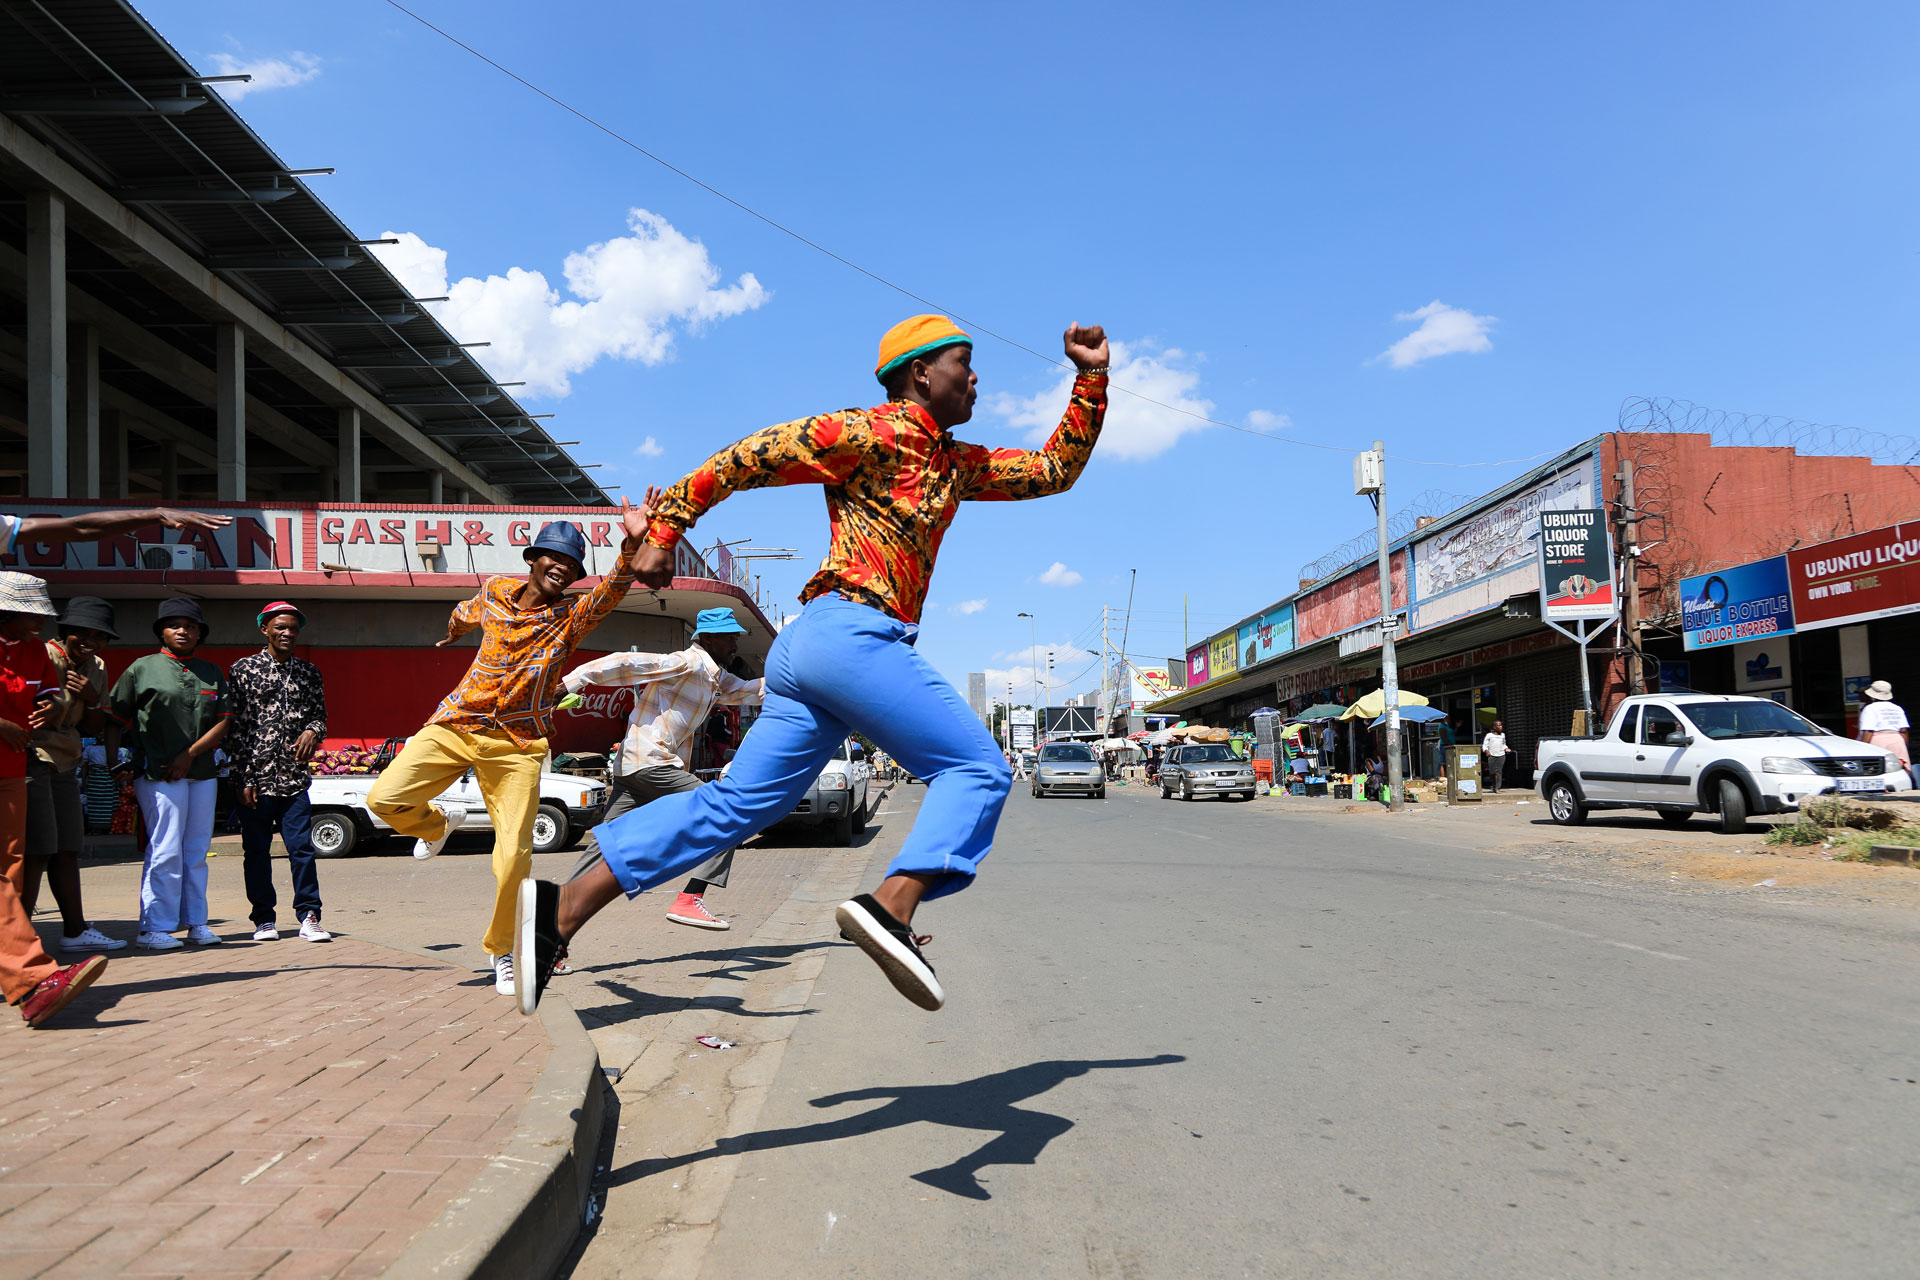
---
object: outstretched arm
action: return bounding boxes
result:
[562,648,696,693]
[631,414,872,588]
[19,507,233,544]
[961,323,1109,502]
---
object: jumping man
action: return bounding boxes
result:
[367,495,654,995]
[517,316,1109,1013]
[559,606,764,930]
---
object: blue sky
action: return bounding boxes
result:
[147,0,1919,704]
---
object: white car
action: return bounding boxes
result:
[1534,693,1910,833]
[724,737,872,846]
[306,768,608,857]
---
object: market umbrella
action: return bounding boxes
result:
[1340,688,1432,720]
[1289,703,1349,722]
[1367,704,1449,728]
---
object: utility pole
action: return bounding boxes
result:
[1617,457,1645,695]
[1358,441,1403,812]
[1100,604,1111,736]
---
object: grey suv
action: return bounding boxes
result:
[1032,741,1106,798]
[1159,743,1257,801]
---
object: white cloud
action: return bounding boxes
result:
[951,598,988,615]
[1247,408,1294,433]
[1376,300,1495,369]
[1038,562,1083,587]
[991,340,1234,461]
[369,209,768,398]
[634,436,665,458]
[206,53,321,100]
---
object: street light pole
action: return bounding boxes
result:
[1018,611,1039,740]
[1357,441,1404,812]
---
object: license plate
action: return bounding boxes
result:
[1836,778,1887,792]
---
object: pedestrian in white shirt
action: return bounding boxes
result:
[1856,681,1910,768]
[1481,719,1509,793]
[559,608,764,929]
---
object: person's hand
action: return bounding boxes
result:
[0,719,27,751]
[155,508,233,532]
[240,784,258,809]
[164,750,193,782]
[27,702,52,731]
[64,668,93,700]
[634,543,676,590]
[618,486,664,546]
[434,630,459,649]
[1064,323,1110,371]
[293,729,320,764]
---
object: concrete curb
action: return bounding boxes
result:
[381,993,607,1280]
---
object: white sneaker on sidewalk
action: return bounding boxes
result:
[412,803,470,859]
[59,926,127,952]
[253,921,279,941]
[298,912,332,943]
[186,925,222,946]
[493,952,515,995]
[136,931,183,950]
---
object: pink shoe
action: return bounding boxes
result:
[666,892,730,931]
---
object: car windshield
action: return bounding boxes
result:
[1679,700,1827,740]
[1041,744,1096,762]
[1181,745,1238,763]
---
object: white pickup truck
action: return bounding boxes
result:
[305,768,609,858]
[1534,693,1910,833]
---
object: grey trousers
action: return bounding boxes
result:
[568,764,735,888]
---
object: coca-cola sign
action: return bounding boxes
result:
[556,686,634,724]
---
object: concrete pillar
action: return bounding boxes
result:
[427,470,444,504]
[101,408,128,500]
[26,189,68,496]
[160,441,179,502]
[66,324,99,498]
[214,322,245,501]
[337,407,361,502]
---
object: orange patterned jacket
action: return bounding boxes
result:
[645,372,1108,623]
[428,547,636,748]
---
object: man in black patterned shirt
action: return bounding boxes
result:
[227,601,330,942]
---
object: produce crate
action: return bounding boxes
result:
[1332,783,1353,799]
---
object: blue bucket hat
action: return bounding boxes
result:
[694,607,747,636]
[524,521,587,574]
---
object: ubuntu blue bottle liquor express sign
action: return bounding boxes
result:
[1679,555,1795,650]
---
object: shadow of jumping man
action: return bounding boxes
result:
[611,1054,1184,1201]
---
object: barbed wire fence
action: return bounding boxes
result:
[1618,397,1920,466]
[1297,489,1474,588]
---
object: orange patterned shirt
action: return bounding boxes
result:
[645,372,1108,623]
[428,548,636,748]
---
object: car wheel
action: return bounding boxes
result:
[1547,779,1587,826]
[310,811,358,858]
[531,803,570,855]
[1657,809,1693,827]
[1181,782,1194,802]
[852,792,868,833]
[1159,784,1171,799]
[1095,787,1106,799]
[833,807,855,847]
[1716,778,1750,834]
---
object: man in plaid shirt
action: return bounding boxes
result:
[369,493,653,994]
[560,606,763,930]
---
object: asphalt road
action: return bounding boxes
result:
[587,780,1919,1279]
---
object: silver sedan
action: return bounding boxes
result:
[1031,742,1107,798]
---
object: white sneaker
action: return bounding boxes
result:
[493,952,515,995]
[298,912,331,943]
[412,803,470,859]
[136,930,183,950]
[59,926,127,952]
[186,925,222,946]
[253,922,279,941]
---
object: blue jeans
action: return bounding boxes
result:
[597,594,1011,902]
[237,788,323,924]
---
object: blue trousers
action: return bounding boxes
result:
[237,789,323,924]
[597,594,1011,902]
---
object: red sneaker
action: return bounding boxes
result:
[20,955,107,1028]
[665,893,730,931]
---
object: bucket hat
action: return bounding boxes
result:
[0,573,58,619]
[1864,679,1895,701]
[55,595,118,639]
[256,599,306,630]
[153,597,208,640]
[694,607,747,636]
[523,522,587,574]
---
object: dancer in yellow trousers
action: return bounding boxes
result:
[369,494,653,993]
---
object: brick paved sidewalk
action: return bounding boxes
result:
[0,933,546,1279]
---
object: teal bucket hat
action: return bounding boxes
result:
[694,607,747,636]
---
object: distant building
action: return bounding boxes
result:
[967,672,987,721]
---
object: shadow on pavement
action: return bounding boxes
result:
[575,976,815,1027]
[606,1054,1186,1200]
[570,940,837,982]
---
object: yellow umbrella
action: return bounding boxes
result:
[1341,688,1431,720]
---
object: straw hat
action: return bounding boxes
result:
[0,573,58,618]
[1863,680,1895,701]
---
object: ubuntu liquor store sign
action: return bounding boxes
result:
[1787,522,1920,630]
